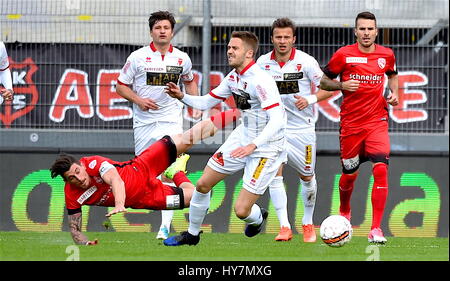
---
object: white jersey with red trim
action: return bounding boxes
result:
[0,42,10,70]
[257,48,323,132]
[118,42,194,128]
[210,61,286,155]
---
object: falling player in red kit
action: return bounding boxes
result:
[49,109,240,245]
[320,11,399,244]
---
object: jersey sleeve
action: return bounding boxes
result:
[117,54,137,85]
[305,56,324,88]
[82,156,114,176]
[65,183,82,211]
[210,72,233,100]
[322,48,345,79]
[385,49,397,76]
[255,75,282,110]
[180,54,194,82]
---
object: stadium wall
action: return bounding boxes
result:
[0,152,448,238]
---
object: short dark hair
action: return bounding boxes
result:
[271,17,296,35]
[50,153,78,180]
[355,11,377,27]
[231,31,259,57]
[148,10,176,31]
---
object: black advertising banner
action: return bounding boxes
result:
[1,42,447,133]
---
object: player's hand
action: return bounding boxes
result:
[342,80,360,92]
[191,108,203,120]
[106,206,127,217]
[165,82,185,100]
[293,95,309,110]
[1,89,13,101]
[230,144,257,158]
[386,92,399,106]
[137,97,159,111]
[86,239,99,246]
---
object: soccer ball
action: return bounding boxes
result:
[320,215,353,247]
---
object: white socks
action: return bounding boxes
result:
[242,204,263,225]
[160,210,174,230]
[269,176,291,229]
[187,189,211,236]
[300,175,317,225]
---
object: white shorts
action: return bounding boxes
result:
[285,131,316,176]
[207,128,287,195]
[134,121,183,156]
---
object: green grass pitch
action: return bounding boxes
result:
[0,231,448,261]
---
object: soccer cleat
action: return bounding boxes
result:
[156,226,169,240]
[163,231,202,246]
[274,226,293,241]
[164,154,190,180]
[368,227,387,244]
[302,224,317,243]
[245,208,268,237]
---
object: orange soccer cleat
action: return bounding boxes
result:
[274,226,293,241]
[302,224,317,243]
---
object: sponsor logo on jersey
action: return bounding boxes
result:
[145,57,152,62]
[283,72,303,80]
[232,90,251,110]
[346,57,368,64]
[77,186,97,204]
[349,73,383,84]
[166,66,183,74]
[276,80,299,95]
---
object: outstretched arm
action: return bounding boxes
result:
[172,109,241,155]
[68,211,98,245]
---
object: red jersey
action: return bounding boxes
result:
[323,43,397,133]
[64,155,148,211]
[64,136,178,213]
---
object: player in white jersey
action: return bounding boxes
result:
[116,11,201,240]
[0,42,14,102]
[257,18,333,242]
[163,31,287,246]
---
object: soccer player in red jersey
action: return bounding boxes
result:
[320,11,399,244]
[49,109,240,245]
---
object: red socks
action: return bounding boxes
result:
[371,163,389,229]
[210,109,241,129]
[172,171,191,187]
[339,173,358,215]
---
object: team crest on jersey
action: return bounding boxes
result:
[378,58,386,69]
[296,64,302,72]
[178,58,183,66]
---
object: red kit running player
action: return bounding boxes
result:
[49,109,240,245]
[320,11,399,244]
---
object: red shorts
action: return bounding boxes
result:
[339,121,390,173]
[130,136,185,210]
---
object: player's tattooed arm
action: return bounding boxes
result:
[320,75,359,92]
[68,212,98,245]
